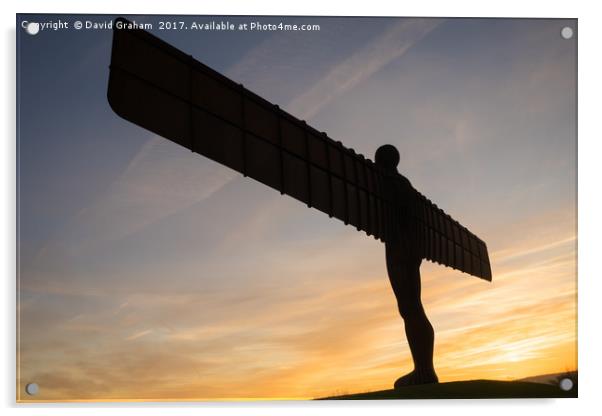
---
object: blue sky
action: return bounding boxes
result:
[17,15,576,400]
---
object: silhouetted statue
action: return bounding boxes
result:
[107,18,492,392]
[376,144,438,387]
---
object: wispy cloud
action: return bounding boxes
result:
[61,137,236,247]
[125,329,153,341]
[287,19,442,120]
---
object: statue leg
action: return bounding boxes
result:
[385,243,438,387]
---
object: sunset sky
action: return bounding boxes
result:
[17,15,576,400]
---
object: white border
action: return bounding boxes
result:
[3,1,600,415]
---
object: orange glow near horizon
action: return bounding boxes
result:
[18,228,577,401]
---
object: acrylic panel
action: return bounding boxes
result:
[17,14,577,401]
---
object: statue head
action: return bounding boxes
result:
[375,144,400,171]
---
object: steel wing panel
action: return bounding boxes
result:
[107,18,388,241]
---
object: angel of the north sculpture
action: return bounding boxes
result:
[107,18,492,387]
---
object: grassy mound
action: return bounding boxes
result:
[318,379,577,400]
